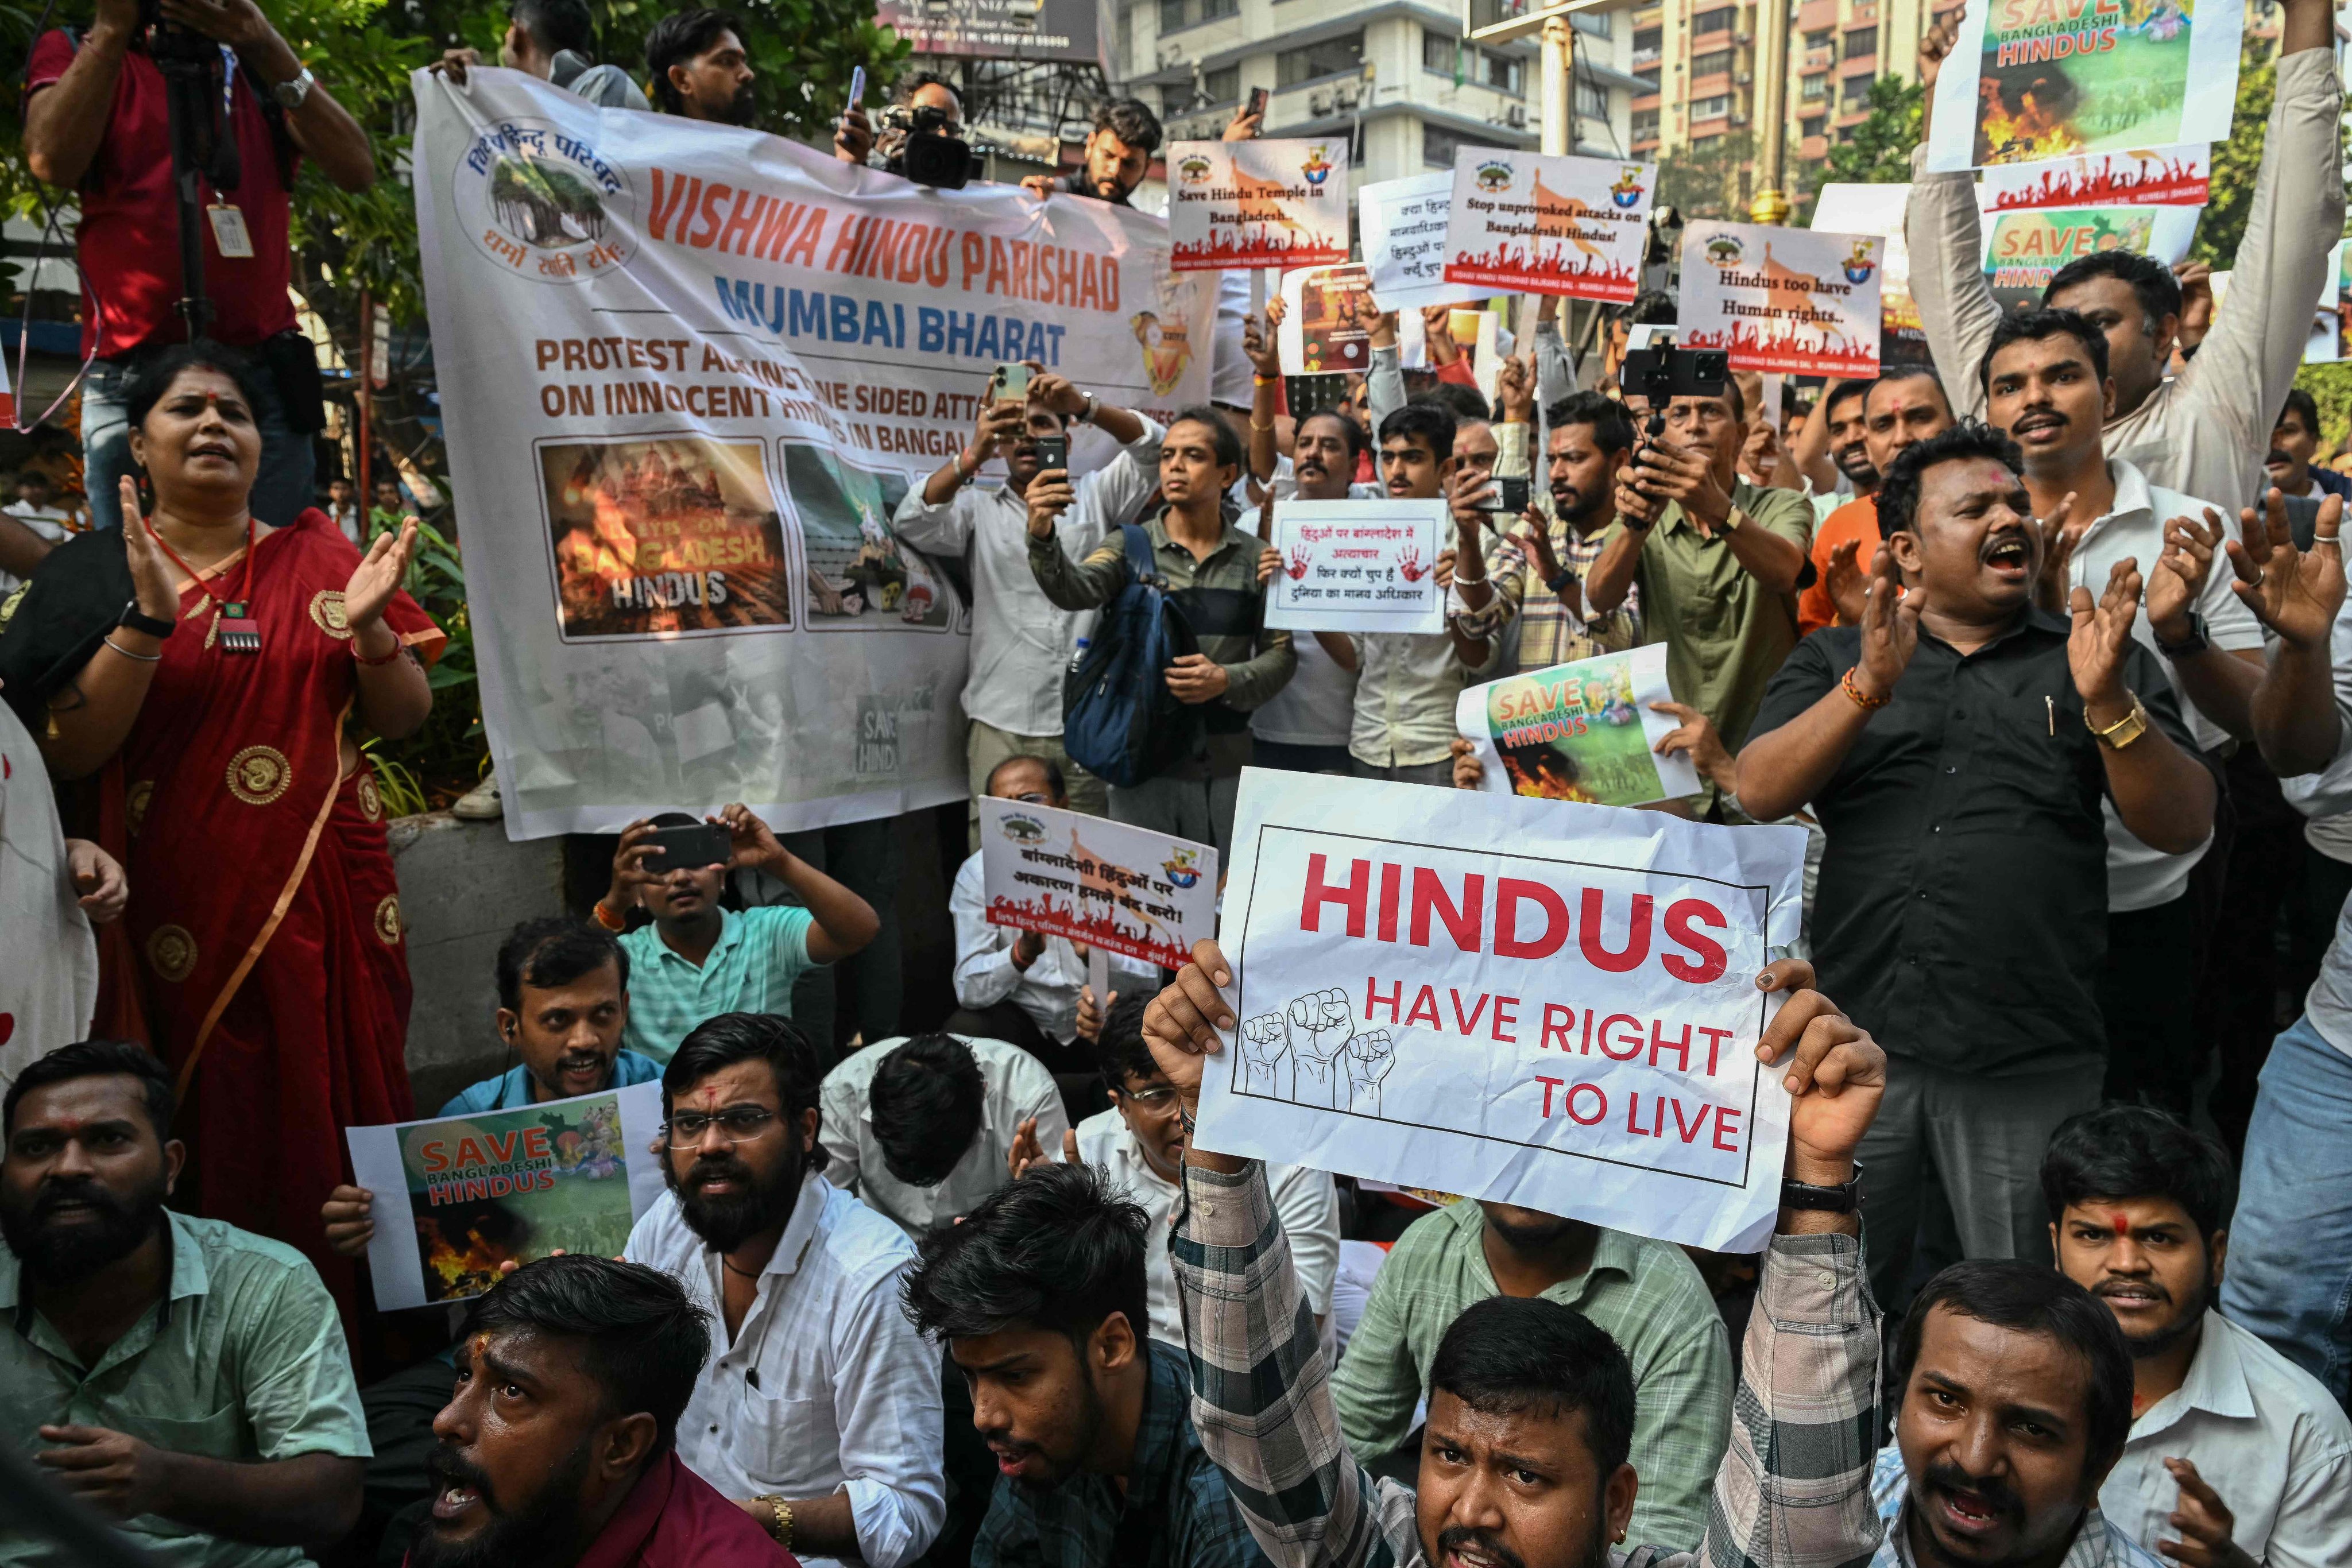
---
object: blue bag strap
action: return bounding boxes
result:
[1118,521,1155,584]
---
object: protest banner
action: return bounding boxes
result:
[1676,222,1882,377]
[977,797,1216,970]
[346,1081,668,1311]
[874,0,1105,67]
[1276,264,1376,375]
[1166,138,1351,272]
[1980,202,2198,311]
[1360,171,1491,313]
[1454,645,1697,807]
[1264,497,1449,635]
[1440,149,1653,303]
[412,69,1217,839]
[1809,182,1931,366]
[1925,0,2243,172]
[1979,142,2210,209]
[1198,771,1808,1252]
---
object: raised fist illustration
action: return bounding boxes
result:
[1345,1029,1395,1117]
[1287,989,1355,1108]
[1239,1012,1292,1097]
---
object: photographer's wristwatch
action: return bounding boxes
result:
[272,66,316,110]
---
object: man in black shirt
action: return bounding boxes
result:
[1738,421,2215,1309]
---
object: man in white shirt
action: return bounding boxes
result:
[1980,310,2266,1113]
[947,754,1156,1073]
[624,1012,945,1568]
[892,367,1162,845]
[2044,1105,2352,1568]
[820,1032,1066,1238]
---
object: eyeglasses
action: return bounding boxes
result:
[1121,1085,1184,1117]
[659,1108,778,1145]
[1008,791,1054,804]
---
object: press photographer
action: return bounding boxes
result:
[25,0,376,529]
[834,71,979,188]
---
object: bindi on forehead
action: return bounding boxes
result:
[2110,1211,2132,1237]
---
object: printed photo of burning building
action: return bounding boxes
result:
[400,1095,635,1303]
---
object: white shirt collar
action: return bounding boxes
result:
[2131,1310,2257,1439]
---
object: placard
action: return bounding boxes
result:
[1676,222,1882,377]
[1440,149,1654,303]
[1809,182,1930,366]
[1198,771,1808,1253]
[1360,171,1491,313]
[1278,264,1376,375]
[1166,138,1351,272]
[1454,645,1697,807]
[1980,203,2199,311]
[977,797,1217,969]
[1926,0,2243,172]
[1979,142,2210,209]
[346,1082,669,1312]
[1265,496,1449,634]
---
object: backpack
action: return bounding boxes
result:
[1062,524,1204,789]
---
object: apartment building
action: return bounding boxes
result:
[1110,0,1645,191]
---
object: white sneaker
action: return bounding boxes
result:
[451,768,502,820]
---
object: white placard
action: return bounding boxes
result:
[1198,770,1808,1253]
[346,1081,669,1313]
[1677,222,1883,377]
[1264,497,1449,635]
[1166,138,1351,272]
[1440,148,1653,302]
[1360,171,1491,313]
[1454,644,1699,807]
[977,797,1217,970]
[1979,142,2211,210]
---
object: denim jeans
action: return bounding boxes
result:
[2219,1012,2352,1404]
[82,351,315,529]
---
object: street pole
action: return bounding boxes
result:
[1748,0,1790,223]
[1540,14,1572,158]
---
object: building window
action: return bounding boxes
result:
[1576,80,1609,118]
[1801,114,1826,138]
[1843,24,1877,56]
[1690,6,1735,36]
[1692,132,1722,146]
[1633,24,1661,49]
[1804,28,1832,49]
[1631,108,1660,138]
[1690,92,1730,118]
[1840,75,1871,106]
[1423,26,1457,73]
[1158,0,1236,30]
[1424,123,1469,167]
[1689,47,1734,75]
[1484,50,1525,94]
[1635,65,1659,88]
[1569,9,1611,35]
[1800,72,1829,99]
[1160,83,1191,115]
[1202,64,1239,102]
[1278,31,1363,87]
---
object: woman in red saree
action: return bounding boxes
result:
[36,344,440,1315]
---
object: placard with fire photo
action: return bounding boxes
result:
[977,797,1217,970]
[1263,495,1449,636]
[346,1082,668,1311]
[1453,644,1697,808]
[1440,148,1653,303]
[1979,202,2198,311]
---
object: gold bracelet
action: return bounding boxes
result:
[1252,373,1278,387]
[1249,419,1275,432]
[2086,691,2149,750]
[753,1495,792,1548]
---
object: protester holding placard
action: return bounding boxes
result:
[1906,0,2343,509]
[1473,388,1645,672]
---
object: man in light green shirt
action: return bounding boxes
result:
[1330,1194,1731,1553]
[1,1042,368,1567]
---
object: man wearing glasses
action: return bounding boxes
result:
[624,1012,946,1568]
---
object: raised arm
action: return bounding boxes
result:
[1243,312,1284,485]
[1904,10,1999,422]
[1024,479,1129,610]
[347,520,433,741]
[192,0,377,192]
[37,481,180,780]
[715,803,881,963]
[23,6,134,189]
[2237,490,2350,776]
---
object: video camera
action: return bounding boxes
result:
[882,102,981,190]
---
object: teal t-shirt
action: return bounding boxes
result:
[617,904,820,1063]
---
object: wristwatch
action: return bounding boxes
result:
[271,65,316,110]
[1077,391,1098,425]
[1716,504,1746,533]
[2154,611,2210,660]
[1544,564,1576,595]
[2087,691,2152,750]
[1780,1162,1863,1214]
[118,598,175,640]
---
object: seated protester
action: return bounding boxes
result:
[899,1159,1275,1568]
[1,1042,368,1567]
[411,1255,782,1568]
[1146,940,1886,1568]
[600,802,880,1063]
[821,1031,1066,1237]
[625,1013,944,1567]
[947,756,1158,1073]
[1061,993,1340,1346]
[2043,1105,2352,1568]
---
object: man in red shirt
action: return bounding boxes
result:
[411,1254,791,1568]
[24,0,375,530]
[1797,368,1953,635]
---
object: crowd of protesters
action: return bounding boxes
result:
[4,0,2352,1566]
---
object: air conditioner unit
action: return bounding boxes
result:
[1734,69,1751,83]
[1506,103,1528,126]
[1310,90,1333,115]
[1334,83,1362,109]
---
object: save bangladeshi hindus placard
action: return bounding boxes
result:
[1166,138,1351,272]
[1264,497,1449,636]
[977,797,1217,970]
[410,68,1218,839]
[346,1082,669,1311]
[1359,171,1491,314]
[1454,645,1699,808]
[1980,202,2198,311]
[1276,264,1377,376]
[1979,141,2210,208]
[1925,0,2243,172]
[1676,222,1883,377]
[1197,771,1808,1253]
[1440,149,1655,303]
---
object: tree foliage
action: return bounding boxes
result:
[2192,52,2276,268]
[1821,76,1922,187]
[1655,127,1755,221]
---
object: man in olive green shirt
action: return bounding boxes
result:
[1330,1194,1731,1552]
[1,1042,368,1567]
[1585,385,1814,814]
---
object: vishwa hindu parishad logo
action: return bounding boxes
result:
[1475,159,1514,193]
[1704,233,1745,266]
[1842,238,1878,284]
[999,813,1047,843]
[455,117,636,282]
[1178,153,1214,184]
[1611,167,1646,207]
[1301,145,1333,184]
[1162,847,1203,887]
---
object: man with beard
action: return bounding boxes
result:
[892,367,1162,840]
[1739,422,2215,1311]
[624,1012,945,1567]
[1798,378,1886,636]
[2042,1106,2352,1568]
[898,1159,1275,1568]
[1805,370,1958,634]
[1475,389,1645,674]
[0,1040,368,1567]
[411,1254,780,1568]
[644,8,756,126]
[1020,98,1162,207]
[1146,939,1886,1568]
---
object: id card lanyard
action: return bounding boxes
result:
[204,47,254,261]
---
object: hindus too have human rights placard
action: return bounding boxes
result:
[1676,222,1883,377]
[1926,0,2243,171]
[1980,202,2198,311]
[1166,138,1351,272]
[345,1082,669,1311]
[977,797,1217,970]
[1454,645,1697,808]
[1265,497,1449,635]
[1980,142,2210,209]
[1198,771,1808,1253]
[1440,149,1654,303]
